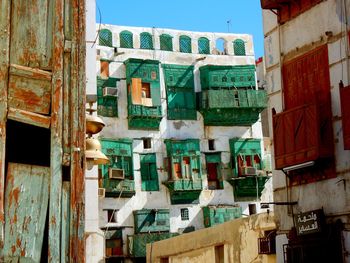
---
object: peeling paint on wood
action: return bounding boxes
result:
[0,0,11,257]
[61,182,70,263]
[3,163,49,262]
[7,107,51,129]
[48,0,64,261]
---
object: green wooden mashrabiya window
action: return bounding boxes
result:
[162,64,196,120]
[198,37,210,54]
[100,138,133,179]
[97,76,119,117]
[229,138,262,177]
[120,30,133,48]
[140,32,153,50]
[140,153,159,191]
[233,39,246,56]
[179,35,192,53]
[159,34,173,51]
[99,28,113,47]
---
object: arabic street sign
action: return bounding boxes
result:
[295,209,324,236]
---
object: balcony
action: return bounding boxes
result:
[163,179,202,205]
[128,104,162,130]
[102,178,135,198]
[199,89,267,126]
[128,233,178,258]
[203,206,242,228]
[273,103,333,170]
[227,176,270,200]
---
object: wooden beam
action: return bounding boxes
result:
[48,0,64,261]
[0,0,11,258]
[7,107,51,129]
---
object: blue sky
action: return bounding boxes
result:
[96,0,264,58]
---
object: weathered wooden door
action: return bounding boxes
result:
[3,163,50,262]
[0,0,86,262]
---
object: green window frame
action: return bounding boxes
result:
[120,30,133,48]
[230,139,262,177]
[140,32,153,50]
[111,156,133,179]
[160,34,173,51]
[140,154,159,191]
[97,77,118,117]
[205,154,223,190]
[166,88,196,120]
[198,37,210,54]
[179,35,192,53]
[233,39,246,56]
[99,29,113,47]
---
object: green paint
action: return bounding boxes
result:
[4,163,50,262]
[99,29,113,47]
[103,178,136,198]
[159,34,173,51]
[198,37,210,54]
[61,182,70,263]
[233,39,246,56]
[202,206,242,228]
[179,35,192,53]
[134,209,170,234]
[140,32,153,50]
[97,77,118,117]
[129,233,178,258]
[140,154,159,191]
[231,176,269,199]
[120,30,133,48]
[163,64,196,120]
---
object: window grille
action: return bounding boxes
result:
[179,35,192,53]
[198,37,210,54]
[99,29,113,47]
[160,34,173,51]
[233,39,246,56]
[120,30,133,48]
[180,208,189,220]
[140,32,153,49]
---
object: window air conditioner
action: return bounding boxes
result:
[103,87,118,97]
[98,188,105,198]
[109,167,125,179]
[241,166,257,176]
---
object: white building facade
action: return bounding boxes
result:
[261,0,350,262]
[92,24,271,262]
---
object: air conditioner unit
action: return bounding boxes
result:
[103,87,118,97]
[241,166,257,176]
[109,167,125,179]
[98,188,105,198]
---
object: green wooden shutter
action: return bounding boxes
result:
[151,82,161,106]
[140,32,153,50]
[99,29,113,47]
[198,37,210,54]
[233,39,246,56]
[160,34,173,51]
[120,30,133,48]
[179,35,192,53]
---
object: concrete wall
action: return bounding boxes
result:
[262,0,350,261]
[147,213,276,263]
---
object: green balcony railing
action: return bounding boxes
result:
[102,178,135,198]
[163,179,202,191]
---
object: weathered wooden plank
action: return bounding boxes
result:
[0,0,11,257]
[61,182,70,263]
[7,107,51,129]
[10,64,52,81]
[3,163,50,262]
[8,72,51,115]
[69,0,86,260]
[48,0,64,261]
[10,0,53,69]
[63,52,72,157]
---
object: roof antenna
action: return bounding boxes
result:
[227,20,231,33]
